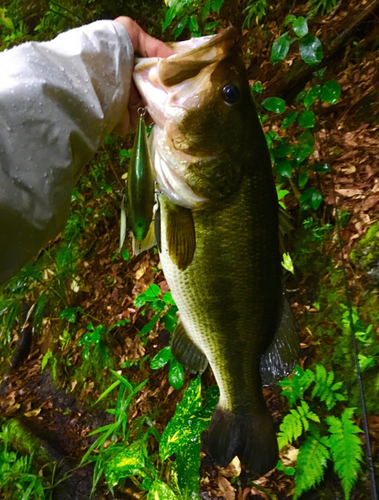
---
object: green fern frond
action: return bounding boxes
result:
[0,298,21,344]
[278,400,320,450]
[326,408,363,500]
[294,426,330,499]
[33,292,47,334]
[278,365,314,405]
[311,365,346,410]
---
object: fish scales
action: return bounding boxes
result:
[160,165,281,411]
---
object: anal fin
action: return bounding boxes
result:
[171,318,208,374]
[260,294,299,386]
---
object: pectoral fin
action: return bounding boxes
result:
[260,294,299,386]
[165,200,196,271]
[171,318,208,374]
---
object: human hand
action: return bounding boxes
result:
[114,16,174,135]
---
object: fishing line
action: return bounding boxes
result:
[332,180,378,500]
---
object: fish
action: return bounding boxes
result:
[133,27,299,477]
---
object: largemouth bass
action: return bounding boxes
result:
[134,27,298,477]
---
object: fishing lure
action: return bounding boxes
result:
[119,107,155,252]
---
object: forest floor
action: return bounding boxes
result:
[0,1,379,499]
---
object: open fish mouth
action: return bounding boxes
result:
[133,26,244,208]
[133,27,238,128]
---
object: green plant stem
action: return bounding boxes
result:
[288,178,301,199]
[49,1,84,21]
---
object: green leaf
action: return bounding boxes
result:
[271,32,292,64]
[251,81,264,93]
[0,8,14,30]
[282,253,294,274]
[299,187,322,210]
[265,133,273,150]
[294,427,330,499]
[326,408,363,500]
[201,0,211,20]
[299,35,323,65]
[139,313,161,337]
[150,346,173,369]
[204,21,219,34]
[299,129,315,147]
[279,365,315,405]
[162,5,178,32]
[321,80,341,104]
[211,0,224,13]
[147,480,178,500]
[175,441,201,498]
[262,97,286,114]
[298,172,308,188]
[188,15,199,33]
[162,306,178,333]
[59,307,79,323]
[276,184,290,201]
[292,17,308,38]
[105,441,147,488]
[122,249,130,261]
[303,85,321,109]
[134,284,162,307]
[169,359,184,390]
[278,400,319,450]
[311,189,323,210]
[283,14,296,25]
[313,66,327,79]
[295,90,307,104]
[160,377,217,461]
[311,163,330,173]
[41,350,53,372]
[275,159,293,178]
[173,15,189,38]
[311,365,346,410]
[163,291,176,306]
[281,111,298,128]
[273,143,293,158]
[298,110,315,128]
[276,460,295,476]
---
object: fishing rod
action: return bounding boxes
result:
[332,182,378,500]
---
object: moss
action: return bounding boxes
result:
[292,220,379,414]
[351,221,379,271]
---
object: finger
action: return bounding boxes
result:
[136,30,174,58]
[114,17,174,58]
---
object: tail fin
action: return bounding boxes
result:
[205,405,278,478]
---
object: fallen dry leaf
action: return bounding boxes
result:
[335,188,362,197]
[217,476,235,500]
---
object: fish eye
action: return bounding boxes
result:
[222,84,240,105]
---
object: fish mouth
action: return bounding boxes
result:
[133,27,238,128]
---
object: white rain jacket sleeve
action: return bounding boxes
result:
[0,20,134,285]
